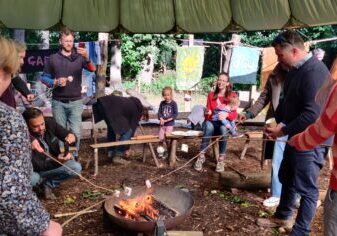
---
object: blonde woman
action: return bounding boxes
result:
[0,37,61,236]
[0,41,35,107]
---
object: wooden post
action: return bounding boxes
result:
[94,148,98,176]
[109,39,124,92]
[212,141,219,161]
[219,43,224,73]
[223,34,241,73]
[169,139,177,167]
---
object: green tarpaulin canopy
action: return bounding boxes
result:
[1,0,337,32]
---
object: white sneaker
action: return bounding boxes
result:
[263,197,280,207]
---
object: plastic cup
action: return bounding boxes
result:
[265,118,277,128]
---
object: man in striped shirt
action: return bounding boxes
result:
[289,80,337,236]
[258,30,332,235]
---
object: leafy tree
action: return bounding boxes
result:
[120,34,183,78]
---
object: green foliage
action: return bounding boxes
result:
[140,72,176,94]
[120,34,183,78]
[0,28,12,38]
[81,190,102,200]
[197,76,217,95]
[240,30,280,47]
[258,210,273,218]
[25,30,43,50]
[195,33,232,77]
[63,195,76,205]
[122,79,137,90]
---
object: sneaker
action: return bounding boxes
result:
[194,157,205,171]
[44,185,56,200]
[256,217,294,228]
[215,161,225,172]
[112,156,130,165]
[162,151,168,160]
[263,196,280,207]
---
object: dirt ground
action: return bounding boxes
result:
[41,125,330,236]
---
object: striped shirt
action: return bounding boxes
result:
[290,82,337,191]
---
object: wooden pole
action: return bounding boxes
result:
[219,43,224,73]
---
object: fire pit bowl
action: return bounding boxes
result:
[104,185,194,232]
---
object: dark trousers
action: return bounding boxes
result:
[275,145,328,236]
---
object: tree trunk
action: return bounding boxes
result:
[39,30,50,49]
[137,53,154,85]
[96,33,108,98]
[109,40,124,92]
[220,170,270,190]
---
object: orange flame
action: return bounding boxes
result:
[118,194,159,220]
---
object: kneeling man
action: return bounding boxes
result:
[23,108,82,199]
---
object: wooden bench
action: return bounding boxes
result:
[88,138,161,176]
[166,130,264,168]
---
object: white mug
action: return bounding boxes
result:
[181,144,189,153]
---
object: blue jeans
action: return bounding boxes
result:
[275,145,327,236]
[200,120,228,155]
[36,160,82,188]
[52,99,83,157]
[271,135,287,197]
[107,125,134,156]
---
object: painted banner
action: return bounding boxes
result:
[229,46,260,84]
[176,46,204,90]
[21,49,58,73]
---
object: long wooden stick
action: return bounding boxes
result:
[42,152,115,193]
[227,166,248,180]
[241,137,331,148]
[54,209,97,218]
[61,199,106,227]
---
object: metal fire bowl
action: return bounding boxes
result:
[104,185,194,232]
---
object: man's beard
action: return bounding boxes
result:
[62,46,72,53]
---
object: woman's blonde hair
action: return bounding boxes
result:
[0,37,20,75]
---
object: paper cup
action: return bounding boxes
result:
[124,187,132,196]
[265,118,277,128]
[181,144,189,153]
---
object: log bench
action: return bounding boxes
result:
[88,138,161,176]
[240,131,264,160]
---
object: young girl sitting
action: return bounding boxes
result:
[212,96,240,136]
[157,86,178,156]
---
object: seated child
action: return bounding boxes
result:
[212,96,240,136]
